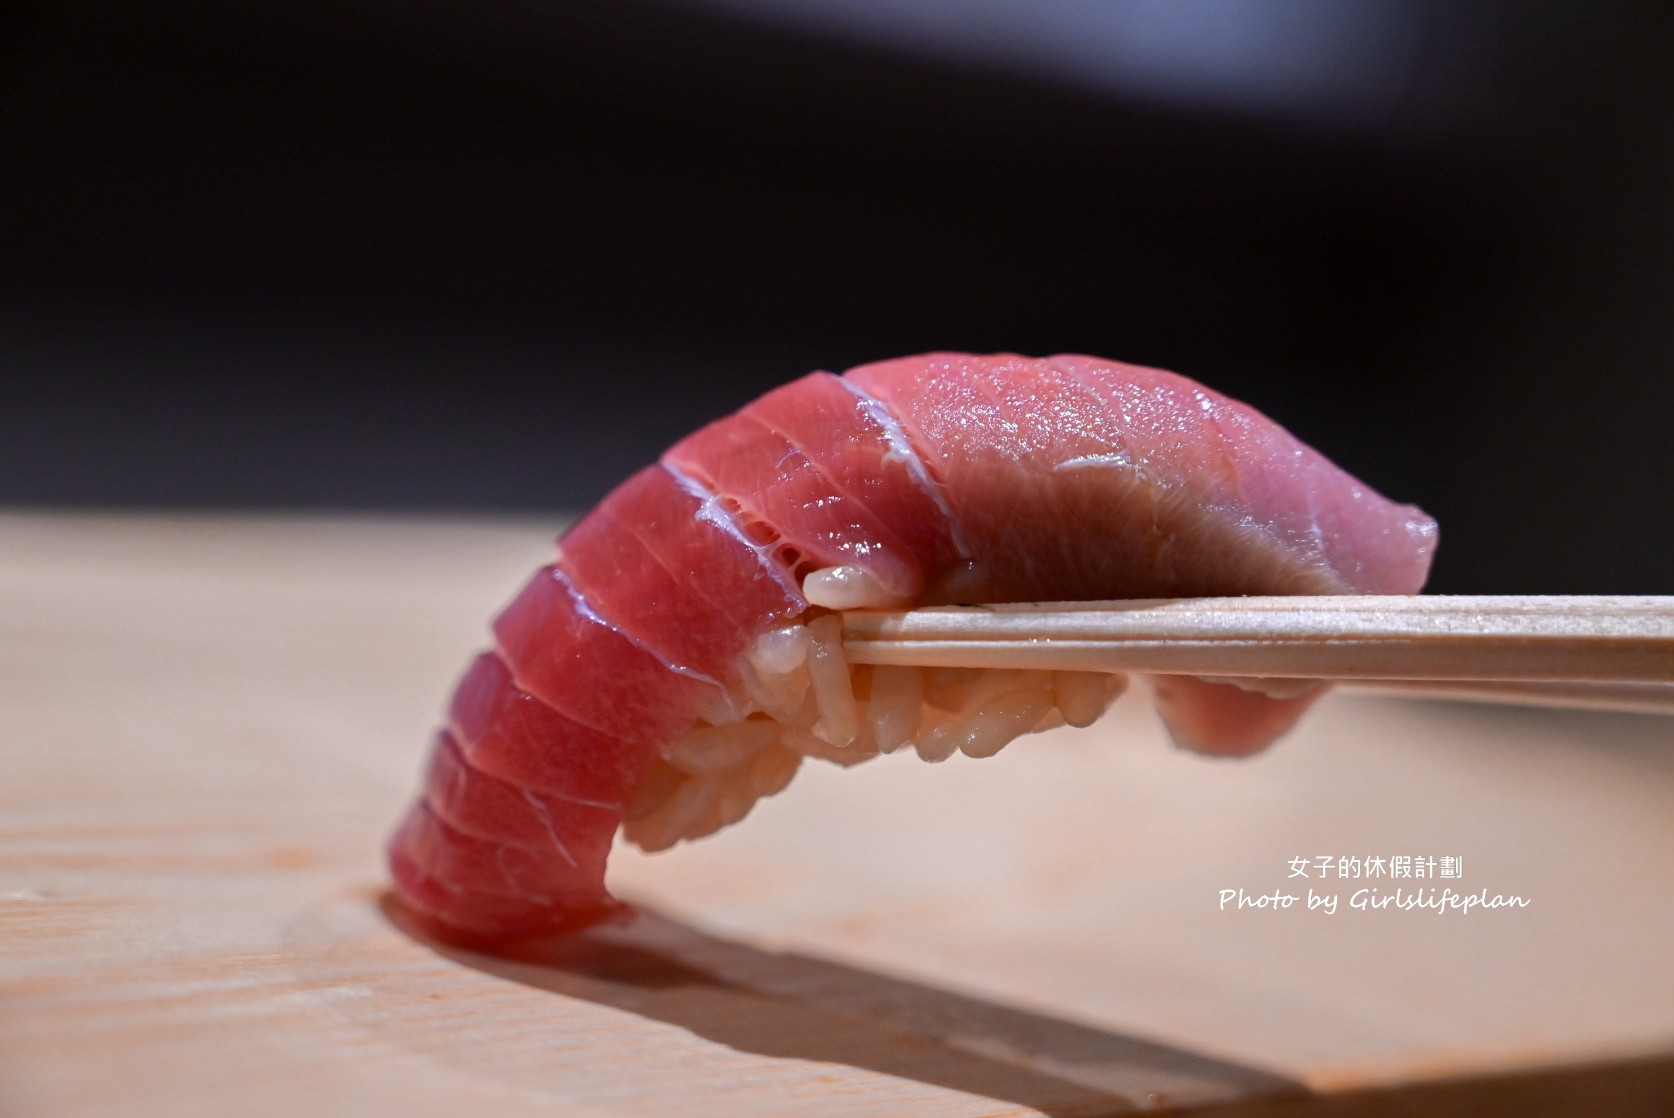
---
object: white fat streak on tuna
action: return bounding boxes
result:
[521,788,579,869]
[493,844,554,906]
[660,462,805,601]
[543,788,618,811]
[838,377,974,561]
[1053,452,1178,495]
[1045,360,1173,491]
[550,564,722,688]
[412,835,537,902]
[1054,452,1137,472]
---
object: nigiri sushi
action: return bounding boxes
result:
[390,353,1436,947]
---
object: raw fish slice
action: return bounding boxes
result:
[581,464,805,632]
[390,844,594,939]
[562,500,759,685]
[1145,676,1327,759]
[741,373,966,574]
[390,352,1438,949]
[665,415,928,602]
[407,794,596,906]
[846,353,1434,601]
[1047,353,1435,594]
[424,732,620,867]
[493,565,724,740]
[448,652,645,806]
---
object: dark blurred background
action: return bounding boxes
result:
[2,0,1670,593]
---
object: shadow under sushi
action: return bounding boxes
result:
[382,893,1305,1114]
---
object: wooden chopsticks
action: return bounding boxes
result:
[841,595,1674,714]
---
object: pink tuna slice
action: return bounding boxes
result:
[841,353,1436,752]
[389,352,1437,947]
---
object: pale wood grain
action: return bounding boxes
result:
[3,514,1672,1117]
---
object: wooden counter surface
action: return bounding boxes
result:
[3,512,1671,1116]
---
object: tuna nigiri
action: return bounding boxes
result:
[390,353,1436,947]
